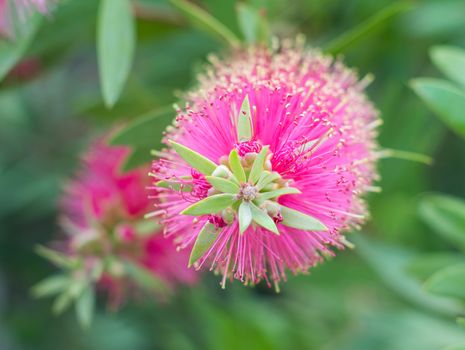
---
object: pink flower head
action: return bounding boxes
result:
[61,138,197,306]
[150,40,380,289]
[0,0,50,38]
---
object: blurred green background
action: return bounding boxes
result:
[1,0,465,349]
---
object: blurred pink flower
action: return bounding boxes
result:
[150,40,380,289]
[0,0,49,38]
[60,138,197,306]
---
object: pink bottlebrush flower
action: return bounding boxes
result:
[150,39,380,289]
[0,0,50,38]
[60,138,197,306]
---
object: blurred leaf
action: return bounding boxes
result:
[236,3,270,45]
[354,235,464,317]
[97,0,136,107]
[407,253,465,280]
[281,206,327,231]
[35,245,76,269]
[31,275,70,298]
[381,148,433,165]
[189,222,219,267]
[170,140,218,175]
[123,261,168,294]
[411,78,465,139]
[400,0,465,38]
[181,194,235,215]
[75,285,95,329]
[444,345,465,350]
[431,46,465,89]
[110,107,174,170]
[169,0,240,47]
[419,194,465,250]
[52,291,73,315]
[0,15,42,81]
[425,263,465,299]
[324,2,411,55]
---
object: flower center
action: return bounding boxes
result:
[161,138,327,238]
[238,183,259,201]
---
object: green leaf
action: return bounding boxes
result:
[109,107,174,171]
[237,95,253,141]
[419,194,465,250]
[410,78,465,139]
[181,194,235,216]
[169,0,240,48]
[75,286,95,329]
[443,345,465,350]
[248,146,269,185]
[170,141,217,175]
[205,176,240,194]
[324,2,412,55]
[256,171,281,190]
[353,234,464,317]
[0,14,42,81]
[430,45,465,88]
[124,261,168,294]
[31,275,70,298]
[236,3,270,45]
[35,245,76,269]
[380,148,433,165]
[425,263,465,299]
[259,187,301,201]
[238,202,252,234]
[97,0,136,107]
[52,291,73,315]
[250,202,279,235]
[188,222,219,267]
[228,149,246,183]
[407,253,465,280]
[280,206,327,231]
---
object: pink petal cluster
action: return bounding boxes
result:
[61,138,197,305]
[0,0,49,37]
[151,40,380,288]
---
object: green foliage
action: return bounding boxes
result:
[419,194,465,250]
[425,263,465,300]
[109,107,174,170]
[324,2,412,55]
[169,0,240,47]
[0,14,42,81]
[431,46,465,88]
[236,3,270,45]
[407,253,465,280]
[411,79,465,139]
[97,0,136,107]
